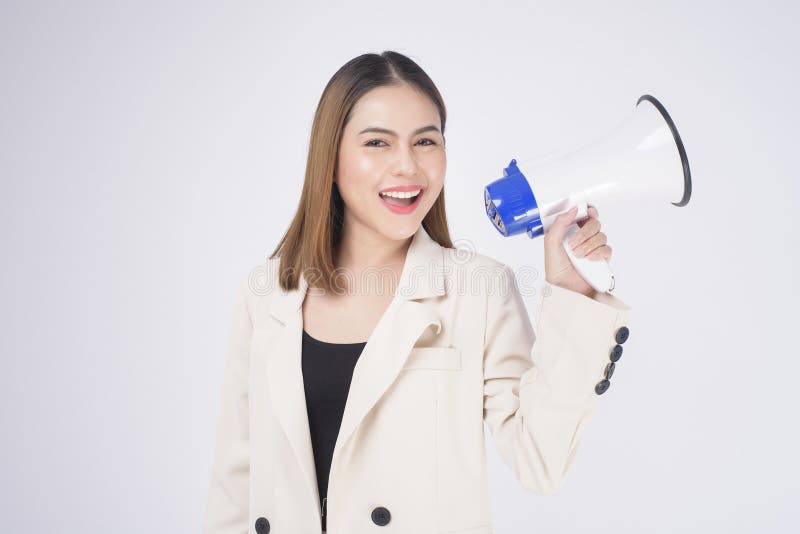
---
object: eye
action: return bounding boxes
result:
[364,138,438,148]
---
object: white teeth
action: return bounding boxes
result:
[380,189,421,199]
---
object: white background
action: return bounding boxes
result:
[1,1,797,532]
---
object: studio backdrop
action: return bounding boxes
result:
[1,1,797,533]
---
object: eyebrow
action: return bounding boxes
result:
[357,125,441,136]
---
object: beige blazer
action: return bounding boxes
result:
[203,224,631,534]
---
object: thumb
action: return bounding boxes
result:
[546,206,579,243]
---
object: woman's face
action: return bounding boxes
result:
[335,83,446,242]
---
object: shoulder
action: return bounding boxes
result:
[440,245,520,298]
[230,257,282,319]
[442,243,511,275]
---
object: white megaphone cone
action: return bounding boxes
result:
[484,94,692,293]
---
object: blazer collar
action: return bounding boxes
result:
[268,223,446,325]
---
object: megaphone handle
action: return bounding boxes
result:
[561,221,616,293]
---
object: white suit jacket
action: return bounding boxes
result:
[203,224,631,534]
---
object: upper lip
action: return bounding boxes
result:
[379,184,424,193]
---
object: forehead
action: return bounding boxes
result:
[347,85,440,133]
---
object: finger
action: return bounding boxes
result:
[573,231,607,258]
[545,206,579,244]
[587,243,612,260]
[577,205,599,228]
[569,217,601,248]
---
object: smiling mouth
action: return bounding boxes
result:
[378,189,422,207]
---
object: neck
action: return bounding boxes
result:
[336,215,413,276]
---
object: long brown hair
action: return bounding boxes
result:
[269,51,454,292]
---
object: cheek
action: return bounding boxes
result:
[346,152,378,177]
[337,153,381,204]
[422,149,446,174]
[422,154,446,195]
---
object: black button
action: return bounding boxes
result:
[595,379,610,395]
[371,506,391,526]
[610,344,623,362]
[615,326,630,344]
[254,517,270,534]
[605,362,615,379]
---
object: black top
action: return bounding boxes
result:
[301,328,367,530]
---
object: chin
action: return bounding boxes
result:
[376,219,422,242]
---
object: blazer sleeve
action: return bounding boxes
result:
[482,263,631,495]
[203,277,253,534]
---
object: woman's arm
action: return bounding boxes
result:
[482,263,631,495]
[203,277,253,534]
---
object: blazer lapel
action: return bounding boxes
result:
[263,270,318,510]
[265,225,447,508]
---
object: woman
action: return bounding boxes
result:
[203,51,631,534]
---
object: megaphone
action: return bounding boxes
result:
[483,94,692,293]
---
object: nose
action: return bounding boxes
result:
[391,143,419,177]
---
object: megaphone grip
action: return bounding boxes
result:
[562,221,616,293]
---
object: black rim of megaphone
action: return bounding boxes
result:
[637,94,692,207]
